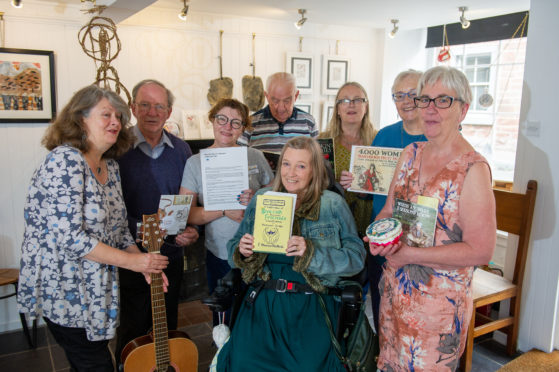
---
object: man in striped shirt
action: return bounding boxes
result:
[238,72,318,153]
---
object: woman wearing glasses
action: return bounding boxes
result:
[368,66,496,371]
[320,82,377,238]
[362,69,427,332]
[179,98,273,325]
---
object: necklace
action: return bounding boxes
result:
[84,153,103,176]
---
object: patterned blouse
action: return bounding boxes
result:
[17,145,135,341]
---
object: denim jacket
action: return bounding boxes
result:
[227,188,366,289]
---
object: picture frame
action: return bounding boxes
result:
[322,55,350,95]
[181,110,203,140]
[321,102,335,131]
[295,101,313,116]
[286,52,313,95]
[0,48,56,122]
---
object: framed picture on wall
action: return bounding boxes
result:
[321,102,335,131]
[286,53,313,94]
[181,111,201,140]
[322,55,350,95]
[0,48,56,122]
[295,101,313,115]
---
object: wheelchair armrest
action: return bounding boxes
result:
[220,268,242,293]
[341,267,368,287]
[201,269,242,313]
[340,284,363,303]
[336,283,365,341]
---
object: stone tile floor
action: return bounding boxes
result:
[0,297,517,371]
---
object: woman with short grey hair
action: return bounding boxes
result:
[368,66,496,371]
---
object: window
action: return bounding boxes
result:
[462,54,492,111]
[429,38,527,181]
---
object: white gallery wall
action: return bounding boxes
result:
[378,28,429,128]
[513,0,559,352]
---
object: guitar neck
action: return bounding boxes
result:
[151,272,171,370]
[142,214,171,371]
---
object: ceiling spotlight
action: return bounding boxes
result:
[11,0,23,8]
[178,0,190,21]
[459,6,471,29]
[294,9,307,30]
[389,19,399,38]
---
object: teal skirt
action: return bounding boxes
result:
[216,254,345,372]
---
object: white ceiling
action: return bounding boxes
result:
[36,0,530,30]
[161,0,531,30]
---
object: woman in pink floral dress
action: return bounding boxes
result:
[366,66,496,371]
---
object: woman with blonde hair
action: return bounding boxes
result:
[320,81,377,237]
[340,69,426,332]
[213,136,365,371]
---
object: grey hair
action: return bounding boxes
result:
[265,72,297,93]
[392,69,423,93]
[132,79,175,108]
[418,66,472,104]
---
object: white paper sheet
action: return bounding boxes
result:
[201,146,249,211]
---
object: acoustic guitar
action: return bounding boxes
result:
[121,213,198,372]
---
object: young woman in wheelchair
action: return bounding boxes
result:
[211,136,366,371]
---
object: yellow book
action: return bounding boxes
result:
[252,192,297,254]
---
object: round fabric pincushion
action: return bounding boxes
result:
[366,218,403,246]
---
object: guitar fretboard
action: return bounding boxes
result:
[143,214,171,372]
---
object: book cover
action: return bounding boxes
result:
[393,198,438,248]
[317,138,335,172]
[348,145,402,195]
[158,195,193,235]
[252,192,297,254]
[264,140,335,174]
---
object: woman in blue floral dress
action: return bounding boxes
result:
[17,85,169,371]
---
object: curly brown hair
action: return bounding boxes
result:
[208,98,252,131]
[42,85,134,159]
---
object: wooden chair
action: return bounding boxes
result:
[0,268,37,348]
[460,180,537,372]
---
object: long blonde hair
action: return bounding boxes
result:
[319,81,377,145]
[271,137,328,207]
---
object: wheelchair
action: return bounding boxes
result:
[202,268,368,342]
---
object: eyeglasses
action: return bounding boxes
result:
[214,114,243,129]
[392,90,417,102]
[336,98,368,106]
[413,95,464,109]
[136,102,169,114]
